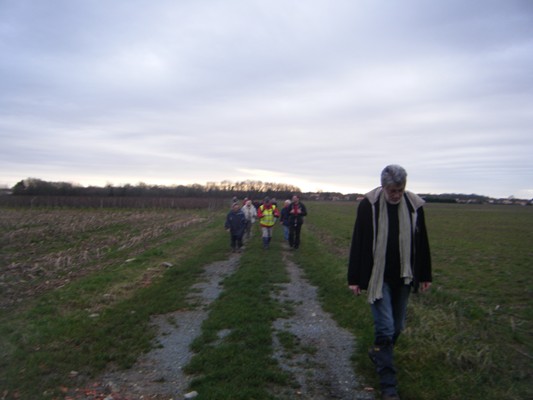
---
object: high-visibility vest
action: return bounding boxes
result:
[258,205,277,227]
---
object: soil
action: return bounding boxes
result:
[65,248,375,400]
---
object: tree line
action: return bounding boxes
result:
[9,178,302,200]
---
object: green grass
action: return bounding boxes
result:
[0,210,229,399]
[184,233,290,399]
[295,201,533,400]
[1,203,531,399]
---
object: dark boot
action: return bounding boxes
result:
[368,343,399,399]
[262,237,269,249]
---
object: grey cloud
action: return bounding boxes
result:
[1,0,532,198]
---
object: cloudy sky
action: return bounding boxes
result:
[1,0,532,198]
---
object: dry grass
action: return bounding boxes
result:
[0,208,208,309]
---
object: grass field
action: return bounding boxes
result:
[0,202,531,399]
[0,208,231,399]
[297,201,533,400]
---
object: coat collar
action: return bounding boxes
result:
[365,187,425,210]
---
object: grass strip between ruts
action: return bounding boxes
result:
[184,231,290,400]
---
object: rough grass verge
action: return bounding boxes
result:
[294,201,532,400]
[0,211,228,400]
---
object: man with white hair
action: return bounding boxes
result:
[241,199,257,239]
[347,165,432,400]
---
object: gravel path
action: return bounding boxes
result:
[271,252,374,400]
[67,249,374,399]
[94,255,241,400]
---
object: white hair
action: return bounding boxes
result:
[381,164,407,187]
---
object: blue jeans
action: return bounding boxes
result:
[283,225,289,241]
[370,282,411,345]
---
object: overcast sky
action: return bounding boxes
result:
[1,0,532,198]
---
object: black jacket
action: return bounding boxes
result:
[288,202,307,226]
[225,209,247,236]
[347,189,432,292]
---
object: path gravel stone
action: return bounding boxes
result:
[94,255,241,400]
[68,248,374,399]
[271,252,374,400]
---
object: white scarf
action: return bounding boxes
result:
[367,190,415,304]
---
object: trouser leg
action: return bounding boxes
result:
[293,224,302,248]
[391,284,411,344]
[289,225,295,247]
[368,341,397,396]
[370,283,410,396]
[371,283,411,345]
[261,227,271,249]
[283,225,289,241]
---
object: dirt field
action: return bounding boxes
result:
[0,209,205,309]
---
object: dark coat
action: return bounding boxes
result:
[225,209,247,237]
[280,206,291,227]
[347,190,432,292]
[288,202,307,226]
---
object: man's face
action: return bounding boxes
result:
[383,183,405,205]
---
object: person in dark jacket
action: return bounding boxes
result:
[288,195,307,249]
[225,202,247,252]
[347,165,432,400]
[279,199,291,241]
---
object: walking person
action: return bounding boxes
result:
[280,199,291,242]
[288,195,307,249]
[241,199,257,240]
[347,165,432,400]
[225,202,247,253]
[257,196,280,249]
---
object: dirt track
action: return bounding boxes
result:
[66,248,375,400]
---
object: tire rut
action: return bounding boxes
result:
[66,255,241,400]
[67,247,374,399]
[270,250,374,400]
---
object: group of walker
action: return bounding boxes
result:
[224,165,433,400]
[224,195,307,252]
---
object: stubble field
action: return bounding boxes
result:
[0,201,531,399]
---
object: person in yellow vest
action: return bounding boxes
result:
[257,196,280,249]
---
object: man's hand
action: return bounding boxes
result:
[420,282,432,292]
[349,285,361,296]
